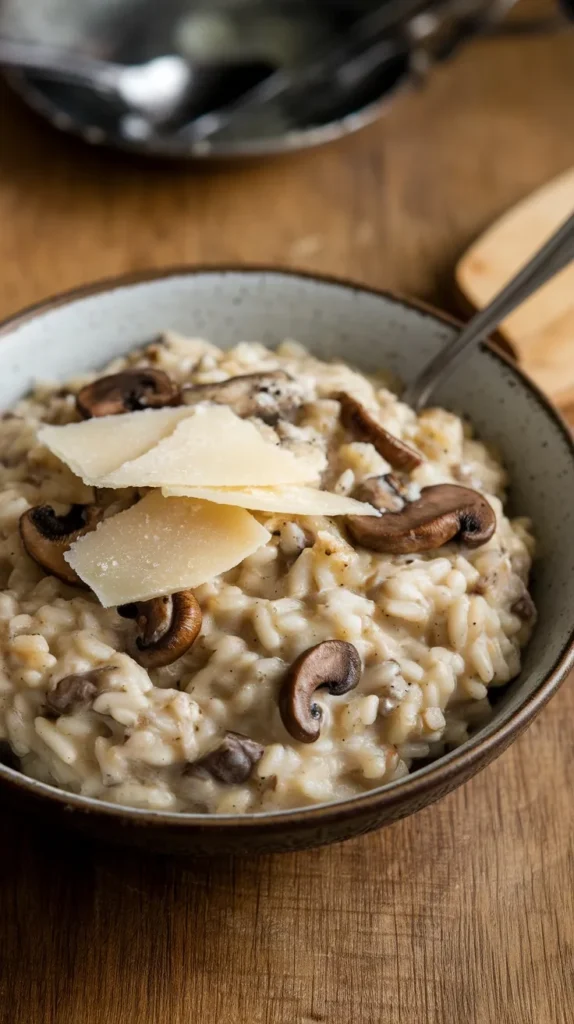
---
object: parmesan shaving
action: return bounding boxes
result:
[100,405,325,489]
[38,406,195,485]
[65,492,271,607]
[162,484,380,517]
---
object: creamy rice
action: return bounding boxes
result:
[0,334,536,813]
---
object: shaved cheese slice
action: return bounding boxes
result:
[38,407,194,485]
[100,405,324,489]
[162,484,380,517]
[65,492,270,607]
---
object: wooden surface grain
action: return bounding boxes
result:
[1,12,574,1024]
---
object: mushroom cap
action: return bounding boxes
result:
[182,370,302,424]
[347,483,496,554]
[45,672,102,716]
[279,640,362,744]
[76,368,180,418]
[19,504,103,585]
[511,590,536,623]
[186,732,264,784]
[338,393,422,471]
[118,590,202,669]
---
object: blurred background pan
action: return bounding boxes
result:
[0,0,571,159]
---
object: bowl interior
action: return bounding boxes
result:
[1,269,573,816]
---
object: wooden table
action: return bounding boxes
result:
[1,12,573,1023]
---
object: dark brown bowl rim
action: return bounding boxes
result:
[1,265,573,831]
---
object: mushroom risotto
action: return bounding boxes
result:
[0,334,536,813]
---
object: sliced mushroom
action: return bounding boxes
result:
[338,392,422,471]
[182,370,302,423]
[19,504,104,585]
[347,483,496,554]
[511,591,536,623]
[185,732,264,784]
[352,473,406,512]
[118,590,202,669]
[76,368,179,418]
[279,640,361,743]
[45,671,102,716]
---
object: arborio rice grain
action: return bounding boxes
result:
[0,335,536,813]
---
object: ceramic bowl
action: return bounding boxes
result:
[1,268,573,855]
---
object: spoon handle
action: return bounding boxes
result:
[403,210,574,411]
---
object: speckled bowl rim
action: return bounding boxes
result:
[0,266,573,831]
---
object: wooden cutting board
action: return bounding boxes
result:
[456,168,574,410]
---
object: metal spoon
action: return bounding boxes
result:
[0,40,193,123]
[403,211,574,411]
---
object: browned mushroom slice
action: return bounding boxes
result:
[347,483,496,555]
[182,370,302,423]
[511,591,536,623]
[338,392,422,471]
[19,504,104,585]
[185,732,264,784]
[279,640,361,744]
[76,368,180,418]
[118,590,202,669]
[352,473,406,512]
[45,671,103,716]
